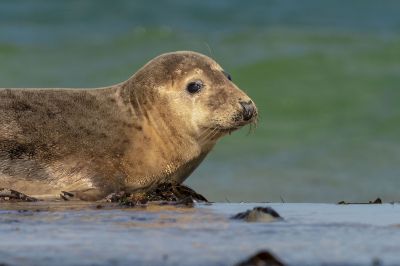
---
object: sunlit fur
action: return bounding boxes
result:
[0,51,257,200]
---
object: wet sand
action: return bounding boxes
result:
[1,202,400,265]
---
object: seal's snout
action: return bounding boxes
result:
[239,100,256,121]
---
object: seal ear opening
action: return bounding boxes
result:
[222,71,232,81]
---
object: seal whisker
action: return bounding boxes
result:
[208,127,220,141]
[198,127,213,139]
[200,126,217,139]
[254,114,260,128]
[204,42,214,58]
[246,124,252,136]
[200,131,213,145]
[250,121,257,135]
[199,127,218,144]
[204,127,220,143]
[198,128,213,144]
[197,129,208,141]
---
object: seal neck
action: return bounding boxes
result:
[117,76,218,189]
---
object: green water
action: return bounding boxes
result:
[0,1,399,202]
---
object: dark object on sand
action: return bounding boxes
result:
[106,183,208,207]
[0,188,38,202]
[338,198,382,205]
[144,183,208,202]
[236,250,286,266]
[60,191,75,201]
[232,207,282,222]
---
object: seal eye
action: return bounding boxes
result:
[223,71,232,81]
[186,81,203,94]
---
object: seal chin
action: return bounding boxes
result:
[221,123,249,132]
[204,123,246,136]
[218,127,240,136]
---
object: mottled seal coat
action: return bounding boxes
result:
[0,51,257,200]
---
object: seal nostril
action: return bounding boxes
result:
[239,101,254,121]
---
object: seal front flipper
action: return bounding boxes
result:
[0,188,38,202]
[60,188,105,201]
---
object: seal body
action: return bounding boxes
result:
[0,51,257,200]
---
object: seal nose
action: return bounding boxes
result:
[239,100,255,121]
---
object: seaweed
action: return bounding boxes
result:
[337,198,382,205]
[105,183,208,207]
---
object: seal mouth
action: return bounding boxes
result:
[225,114,259,135]
[203,123,247,135]
[216,127,240,134]
[199,112,258,141]
[198,126,240,142]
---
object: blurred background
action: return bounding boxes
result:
[0,0,399,202]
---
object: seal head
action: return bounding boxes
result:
[127,51,257,142]
[120,51,258,189]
